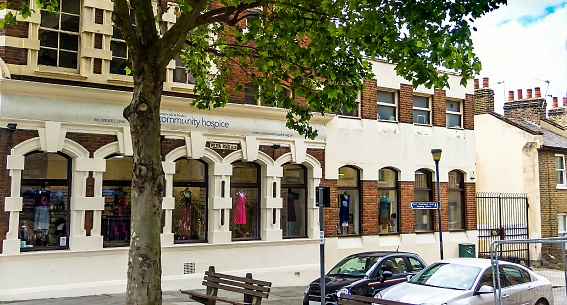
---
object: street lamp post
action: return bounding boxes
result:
[431,149,443,260]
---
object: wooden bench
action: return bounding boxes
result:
[339,294,416,305]
[181,266,271,305]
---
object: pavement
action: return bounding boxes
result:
[0,286,306,305]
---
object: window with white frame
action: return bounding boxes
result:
[110,10,135,75]
[173,55,196,84]
[556,155,566,187]
[38,0,80,69]
[243,82,291,107]
[446,99,462,128]
[559,214,567,237]
[377,90,397,121]
[413,95,431,125]
[245,7,261,29]
[338,93,361,117]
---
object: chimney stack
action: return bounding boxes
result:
[517,89,523,100]
[564,97,567,107]
[508,91,515,101]
[504,86,546,124]
[482,77,489,88]
[474,79,479,89]
[535,87,541,98]
[548,97,567,126]
[553,97,559,108]
[527,89,533,98]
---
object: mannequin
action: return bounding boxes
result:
[339,191,350,234]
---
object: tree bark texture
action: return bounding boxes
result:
[124,56,166,305]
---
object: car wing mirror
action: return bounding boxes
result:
[380,271,393,282]
[405,275,413,281]
[474,285,494,295]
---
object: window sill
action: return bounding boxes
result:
[413,123,432,127]
[337,115,361,119]
[447,126,464,130]
[35,68,87,80]
[377,119,398,123]
[556,185,567,190]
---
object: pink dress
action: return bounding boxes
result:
[234,191,247,224]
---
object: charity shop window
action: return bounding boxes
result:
[172,159,208,243]
[414,169,433,232]
[20,152,71,251]
[413,95,431,125]
[281,164,307,238]
[448,170,465,230]
[338,166,361,235]
[102,155,133,247]
[230,161,261,240]
[378,168,398,234]
[38,0,80,69]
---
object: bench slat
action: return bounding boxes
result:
[203,281,269,298]
[181,291,249,305]
[205,271,272,286]
[204,276,271,293]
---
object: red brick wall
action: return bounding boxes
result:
[0,46,27,65]
[0,22,28,38]
[463,93,475,130]
[464,183,476,230]
[398,84,413,124]
[432,182,449,231]
[432,89,446,127]
[398,181,414,233]
[360,180,378,234]
[361,79,377,120]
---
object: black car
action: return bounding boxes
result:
[302,251,427,305]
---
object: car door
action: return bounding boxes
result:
[501,265,535,305]
[367,257,408,296]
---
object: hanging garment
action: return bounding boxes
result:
[339,193,350,225]
[234,191,247,224]
[34,206,50,230]
[287,191,297,222]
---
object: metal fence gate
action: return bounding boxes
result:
[477,192,529,265]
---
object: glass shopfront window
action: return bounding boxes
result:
[19,152,71,251]
[281,164,307,238]
[448,170,465,230]
[172,159,207,242]
[338,166,360,235]
[102,156,132,247]
[378,168,398,233]
[414,169,433,232]
[230,162,260,240]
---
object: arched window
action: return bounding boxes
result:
[20,152,71,250]
[448,170,465,230]
[102,156,133,247]
[281,164,307,238]
[414,169,433,232]
[378,168,398,233]
[230,161,261,240]
[172,159,208,242]
[338,166,360,235]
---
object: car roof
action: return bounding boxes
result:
[435,258,519,269]
[346,251,418,258]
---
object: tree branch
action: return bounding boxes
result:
[113,0,140,54]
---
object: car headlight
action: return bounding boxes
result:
[304,285,310,295]
[336,287,349,297]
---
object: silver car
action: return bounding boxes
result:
[375,258,554,305]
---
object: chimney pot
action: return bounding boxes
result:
[508,91,515,101]
[563,97,567,107]
[527,89,533,98]
[474,79,479,89]
[553,97,559,108]
[517,89,523,100]
[535,87,541,98]
[482,77,489,88]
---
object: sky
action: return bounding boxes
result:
[471,0,567,114]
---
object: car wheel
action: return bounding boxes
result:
[535,298,548,305]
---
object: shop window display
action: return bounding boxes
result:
[337,166,360,235]
[378,168,398,233]
[414,169,433,232]
[102,156,133,247]
[230,162,260,240]
[448,170,465,230]
[281,164,307,238]
[19,152,70,250]
[172,159,207,242]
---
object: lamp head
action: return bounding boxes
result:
[7,123,16,131]
[431,149,442,161]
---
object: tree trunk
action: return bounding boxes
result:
[124,57,165,305]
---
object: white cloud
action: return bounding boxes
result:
[472,1,567,113]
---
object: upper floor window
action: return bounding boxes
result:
[556,155,566,187]
[111,10,135,75]
[377,90,397,121]
[446,100,463,128]
[38,0,80,69]
[245,8,261,29]
[559,214,567,236]
[413,95,431,125]
[243,82,291,107]
[173,55,196,84]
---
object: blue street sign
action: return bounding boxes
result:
[410,201,439,209]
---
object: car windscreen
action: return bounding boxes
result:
[327,255,379,277]
[409,262,482,290]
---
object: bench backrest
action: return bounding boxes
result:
[202,271,271,299]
